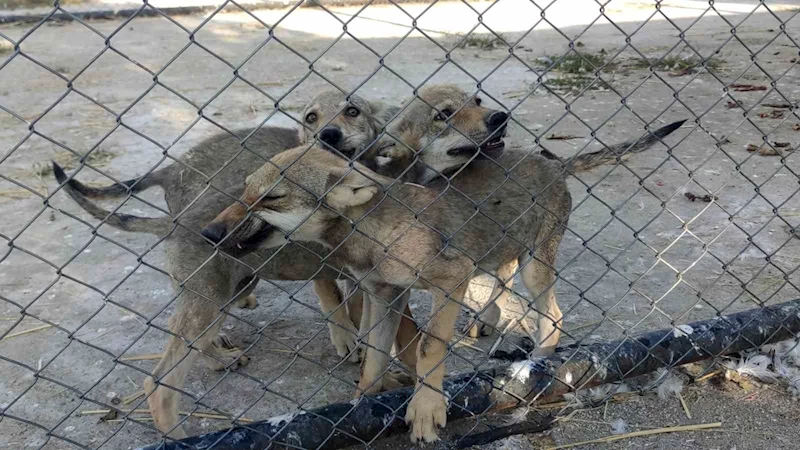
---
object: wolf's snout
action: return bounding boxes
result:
[485,111,508,131]
[202,221,228,243]
[318,127,343,148]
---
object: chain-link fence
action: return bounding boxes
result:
[2,0,800,449]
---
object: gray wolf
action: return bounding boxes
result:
[203,145,572,442]
[50,85,506,438]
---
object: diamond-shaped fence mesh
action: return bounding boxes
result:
[1,0,800,448]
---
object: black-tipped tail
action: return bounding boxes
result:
[52,161,165,199]
[556,119,687,172]
[651,119,688,140]
[52,162,173,236]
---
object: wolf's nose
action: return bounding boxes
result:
[318,127,343,148]
[201,222,228,243]
[486,111,508,130]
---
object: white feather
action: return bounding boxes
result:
[653,368,684,399]
[788,375,800,400]
[772,352,795,378]
[563,383,630,407]
[505,406,531,425]
[610,418,629,435]
[762,339,800,366]
[563,392,585,408]
[496,436,527,450]
[723,354,776,381]
[588,385,619,403]
[508,360,534,383]
[770,352,800,398]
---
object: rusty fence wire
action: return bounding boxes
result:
[1,0,800,449]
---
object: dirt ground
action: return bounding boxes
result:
[370,374,800,450]
[1,0,800,449]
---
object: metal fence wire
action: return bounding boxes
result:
[1,0,800,449]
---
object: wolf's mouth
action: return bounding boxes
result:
[219,218,277,258]
[339,147,357,159]
[480,135,505,158]
[447,130,507,160]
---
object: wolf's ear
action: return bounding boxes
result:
[325,168,382,210]
[368,100,384,115]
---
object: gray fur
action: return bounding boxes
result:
[298,91,400,160]
[53,84,684,439]
[209,146,571,442]
[51,93,418,439]
[52,162,175,235]
[52,125,360,438]
[538,119,687,172]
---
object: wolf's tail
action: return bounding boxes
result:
[52,162,173,236]
[540,119,687,172]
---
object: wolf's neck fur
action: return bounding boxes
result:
[315,184,434,272]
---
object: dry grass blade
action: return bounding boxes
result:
[536,400,570,410]
[105,417,154,423]
[122,391,145,405]
[184,412,253,423]
[537,391,637,410]
[545,422,722,449]
[79,409,149,415]
[119,353,164,361]
[0,189,42,200]
[1,324,53,341]
[677,392,692,419]
[695,370,721,383]
[453,340,483,352]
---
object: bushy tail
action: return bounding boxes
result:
[540,119,687,172]
[56,164,169,199]
[52,162,173,236]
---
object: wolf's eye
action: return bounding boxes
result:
[305,113,317,124]
[346,106,360,117]
[261,193,285,202]
[434,108,453,121]
[475,97,482,106]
